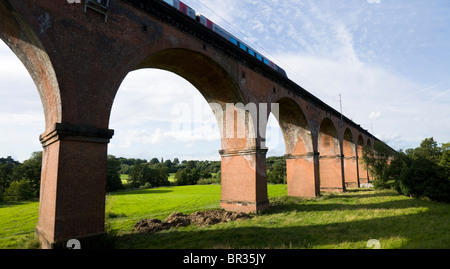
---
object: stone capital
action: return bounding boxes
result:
[40,123,114,147]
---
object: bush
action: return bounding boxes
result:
[362,138,450,203]
[175,168,200,186]
[3,180,34,201]
[397,156,450,202]
[197,171,221,185]
[129,163,170,188]
[267,164,286,184]
[139,182,152,189]
[389,138,450,203]
[373,178,394,190]
[107,156,125,192]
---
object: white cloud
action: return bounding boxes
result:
[276,51,449,150]
[369,111,382,120]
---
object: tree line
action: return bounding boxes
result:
[106,156,223,192]
[362,137,449,203]
[5,137,445,203]
[0,152,42,201]
[0,152,287,202]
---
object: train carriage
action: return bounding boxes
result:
[162,0,288,78]
[162,0,196,19]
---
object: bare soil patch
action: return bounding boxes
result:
[134,210,252,233]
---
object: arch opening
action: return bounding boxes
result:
[109,68,222,162]
[0,1,61,131]
[114,48,258,151]
[343,128,358,188]
[0,1,66,249]
[0,39,45,162]
[110,48,267,214]
[318,118,344,192]
[269,97,317,197]
[357,134,369,184]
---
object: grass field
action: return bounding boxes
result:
[0,185,449,249]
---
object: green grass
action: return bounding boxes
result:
[0,201,39,249]
[1,185,449,249]
[106,185,222,233]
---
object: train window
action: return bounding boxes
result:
[239,43,247,51]
[256,54,262,61]
[230,36,238,46]
[263,58,270,65]
[207,20,213,30]
[248,48,255,57]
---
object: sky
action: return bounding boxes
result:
[0,0,449,162]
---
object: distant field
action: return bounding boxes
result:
[120,173,217,184]
[1,185,449,249]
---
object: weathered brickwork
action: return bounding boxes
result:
[0,0,385,248]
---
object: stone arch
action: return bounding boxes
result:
[272,97,318,197]
[0,1,66,249]
[318,117,344,192]
[0,1,61,131]
[277,98,313,155]
[365,138,374,181]
[343,128,358,188]
[318,118,340,156]
[115,48,255,150]
[112,48,266,213]
[357,134,369,184]
[367,138,373,150]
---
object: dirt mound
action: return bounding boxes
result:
[134,210,251,233]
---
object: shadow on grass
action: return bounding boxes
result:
[113,211,448,249]
[0,200,37,209]
[111,188,174,196]
[110,191,450,249]
[267,197,425,213]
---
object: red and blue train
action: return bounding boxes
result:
[162,0,288,78]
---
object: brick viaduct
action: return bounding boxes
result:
[0,0,392,248]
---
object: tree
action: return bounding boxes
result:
[414,138,441,163]
[361,141,393,183]
[0,162,15,195]
[107,155,124,192]
[186,160,196,170]
[267,163,286,184]
[19,152,42,196]
[3,180,34,201]
[163,159,172,169]
[149,158,160,165]
[175,168,200,186]
[392,138,450,203]
[129,162,170,188]
[438,143,450,178]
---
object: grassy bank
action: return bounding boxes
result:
[108,187,449,249]
[0,185,449,249]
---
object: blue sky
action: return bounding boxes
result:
[0,0,449,162]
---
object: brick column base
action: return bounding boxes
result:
[219,148,269,213]
[285,152,320,198]
[319,154,345,193]
[36,123,114,249]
